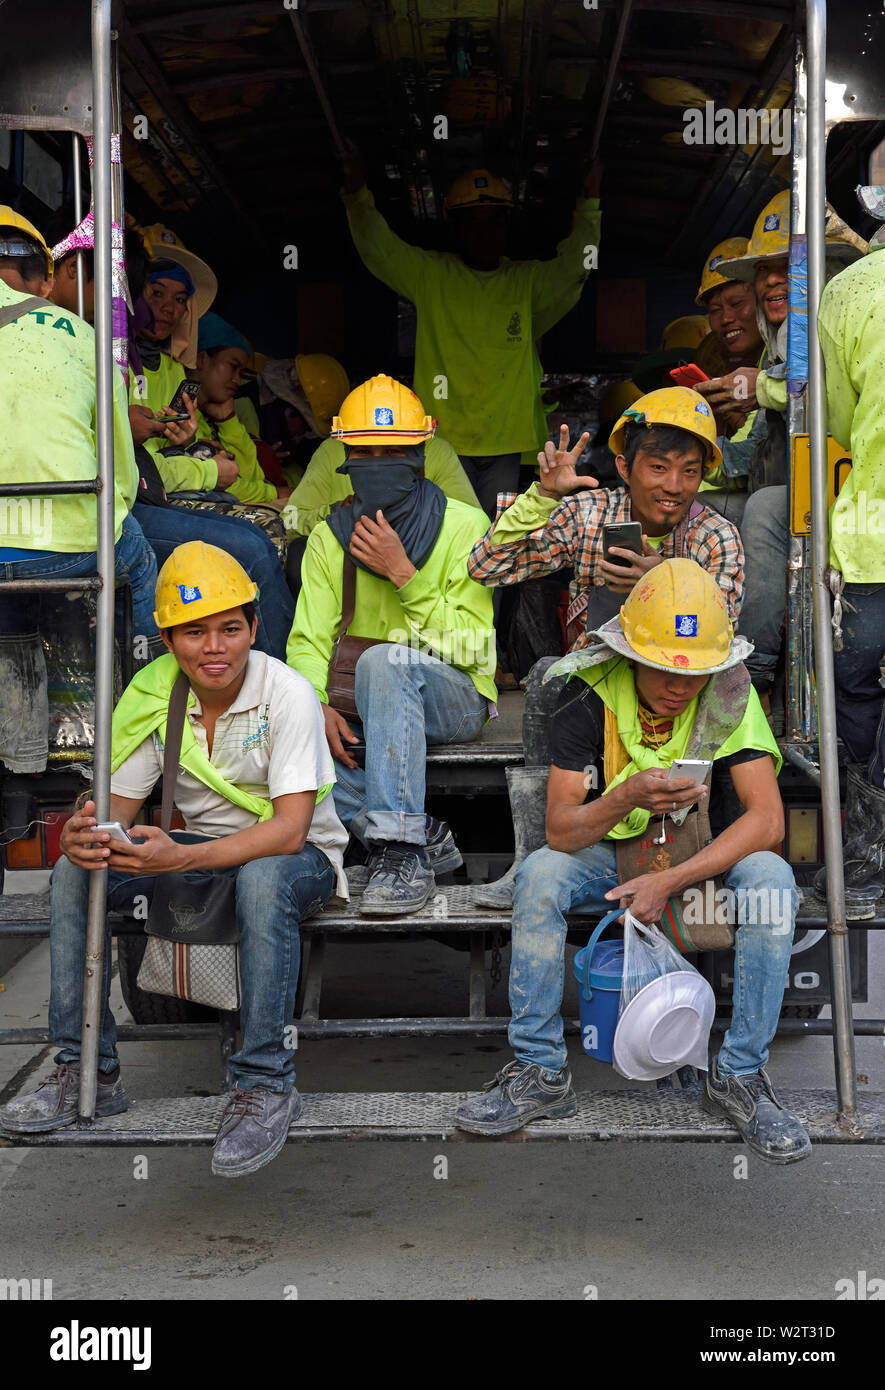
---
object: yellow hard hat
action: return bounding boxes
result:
[721,191,866,282]
[661,316,710,351]
[331,375,436,446]
[608,386,722,472]
[295,353,350,436]
[0,206,53,278]
[153,541,258,629]
[443,168,512,214]
[695,237,750,305]
[600,380,643,424]
[608,559,750,675]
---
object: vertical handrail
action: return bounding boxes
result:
[71,133,85,321]
[78,0,115,1122]
[806,0,856,1119]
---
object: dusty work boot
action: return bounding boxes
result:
[0,1062,128,1133]
[354,812,462,877]
[813,764,885,916]
[359,843,435,915]
[211,1085,301,1177]
[454,1059,577,1135]
[701,1057,811,1164]
[473,765,549,909]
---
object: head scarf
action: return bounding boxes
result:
[325,442,446,575]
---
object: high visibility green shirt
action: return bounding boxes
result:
[343,185,601,456]
[280,434,482,539]
[287,499,497,706]
[129,354,220,494]
[195,409,277,505]
[819,245,885,580]
[0,281,137,550]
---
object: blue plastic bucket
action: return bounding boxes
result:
[573,910,624,1064]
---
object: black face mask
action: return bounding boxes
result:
[347,461,418,522]
[328,442,446,575]
[337,443,426,522]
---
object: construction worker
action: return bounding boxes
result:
[0,543,347,1177]
[192,312,292,508]
[260,353,351,486]
[815,213,885,908]
[340,145,602,518]
[700,192,866,709]
[456,559,810,1165]
[469,385,745,909]
[0,208,161,776]
[287,376,496,914]
[691,236,765,527]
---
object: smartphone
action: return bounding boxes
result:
[669,363,710,388]
[93,821,134,844]
[167,379,201,414]
[159,411,190,424]
[667,759,712,782]
[602,521,643,567]
[666,759,712,825]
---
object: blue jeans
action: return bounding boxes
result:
[738,485,788,689]
[832,582,885,779]
[0,512,159,644]
[331,645,487,845]
[48,834,336,1091]
[134,502,294,660]
[509,842,798,1077]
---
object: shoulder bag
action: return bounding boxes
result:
[326,554,387,721]
[614,775,735,952]
[136,671,242,1010]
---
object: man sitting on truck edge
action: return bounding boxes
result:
[456,559,810,1165]
[470,385,745,909]
[0,542,348,1178]
[286,375,496,915]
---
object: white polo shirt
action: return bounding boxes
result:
[111,651,349,897]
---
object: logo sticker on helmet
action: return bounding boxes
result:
[675,615,698,636]
[672,653,690,668]
[695,400,710,415]
[475,176,488,188]
[763,213,781,232]
[178,584,203,603]
[709,255,723,271]
[374,407,394,427]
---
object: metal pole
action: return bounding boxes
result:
[806,0,857,1119]
[71,134,85,321]
[78,0,116,1123]
[288,10,346,161]
[589,0,634,161]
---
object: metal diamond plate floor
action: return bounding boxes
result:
[1,1089,883,1146]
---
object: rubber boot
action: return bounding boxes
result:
[473,765,549,910]
[813,764,885,917]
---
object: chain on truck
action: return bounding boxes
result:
[0,0,883,1149]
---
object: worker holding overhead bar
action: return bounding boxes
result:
[340,143,602,521]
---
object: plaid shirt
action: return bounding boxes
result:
[467,484,745,650]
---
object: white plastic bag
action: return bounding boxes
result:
[612,910,715,1080]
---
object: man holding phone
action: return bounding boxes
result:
[457,559,810,1165]
[469,386,746,908]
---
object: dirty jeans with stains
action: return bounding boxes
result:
[330,645,488,846]
[509,843,797,1077]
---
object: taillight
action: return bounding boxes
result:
[5,826,44,869]
[4,809,73,869]
[43,811,71,866]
